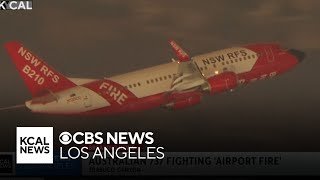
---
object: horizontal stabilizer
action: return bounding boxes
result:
[0,104,25,111]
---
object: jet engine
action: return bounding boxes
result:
[203,72,238,95]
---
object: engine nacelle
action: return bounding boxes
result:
[204,72,238,95]
[165,94,201,110]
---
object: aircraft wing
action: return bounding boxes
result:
[170,60,207,92]
[167,40,208,92]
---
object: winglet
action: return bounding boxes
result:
[169,40,190,62]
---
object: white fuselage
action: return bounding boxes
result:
[70,47,258,99]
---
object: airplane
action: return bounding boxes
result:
[3,41,305,115]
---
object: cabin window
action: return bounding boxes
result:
[146,80,150,84]
[168,75,172,78]
[226,61,229,64]
[159,77,163,81]
[133,84,136,87]
[200,67,203,71]
[151,79,154,83]
[129,85,132,88]
[239,58,242,61]
[137,82,141,86]
[230,60,234,63]
[235,59,238,62]
[70,93,76,97]
[243,57,247,60]
[247,55,251,59]
[204,66,208,70]
[222,62,225,65]
[155,78,158,82]
[213,64,216,68]
[164,76,167,80]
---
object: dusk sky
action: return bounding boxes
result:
[0,0,319,151]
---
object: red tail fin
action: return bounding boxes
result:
[5,42,76,97]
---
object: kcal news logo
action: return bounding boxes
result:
[16,127,53,164]
[0,1,32,10]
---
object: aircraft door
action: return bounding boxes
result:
[83,92,92,109]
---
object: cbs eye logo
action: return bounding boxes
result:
[59,132,72,145]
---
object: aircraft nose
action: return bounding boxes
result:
[288,49,306,63]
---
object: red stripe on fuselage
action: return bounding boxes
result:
[80,91,203,116]
[82,79,137,107]
[80,93,167,116]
